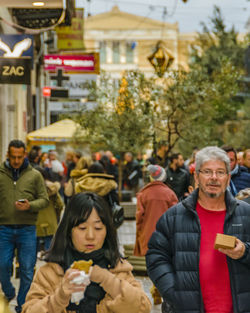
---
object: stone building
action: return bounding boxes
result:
[84,5,197,78]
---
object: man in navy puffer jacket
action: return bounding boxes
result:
[222,145,250,196]
[146,146,250,313]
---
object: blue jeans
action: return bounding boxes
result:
[37,235,53,252]
[0,225,37,313]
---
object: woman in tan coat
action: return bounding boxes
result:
[64,156,92,198]
[36,168,64,255]
[22,192,151,313]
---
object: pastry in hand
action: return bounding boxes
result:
[71,260,93,273]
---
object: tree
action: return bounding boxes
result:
[73,70,154,198]
[180,5,250,152]
[175,6,249,155]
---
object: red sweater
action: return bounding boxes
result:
[197,202,233,313]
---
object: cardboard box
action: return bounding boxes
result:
[214,233,236,250]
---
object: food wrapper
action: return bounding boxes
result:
[70,271,91,304]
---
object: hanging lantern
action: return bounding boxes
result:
[148,41,174,77]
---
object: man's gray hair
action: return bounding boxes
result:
[195,146,230,173]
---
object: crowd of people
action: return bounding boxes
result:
[0,138,250,313]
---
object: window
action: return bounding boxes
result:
[100,41,107,63]
[126,42,135,63]
[113,41,120,64]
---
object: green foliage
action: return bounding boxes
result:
[74,70,154,158]
[176,5,248,156]
[190,6,246,75]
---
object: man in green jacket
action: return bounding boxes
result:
[0,139,49,313]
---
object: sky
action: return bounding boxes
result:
[76,0,249,33]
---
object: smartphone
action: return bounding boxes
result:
[17,199,26,203]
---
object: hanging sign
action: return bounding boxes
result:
[0,57,32,84]
[0,34,33,84]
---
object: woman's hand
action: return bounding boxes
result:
[61,268,87,297]
[89,265,121,298]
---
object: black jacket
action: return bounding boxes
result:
[165,167,190,200]
[146,189,250,313]
[123,160,141,188]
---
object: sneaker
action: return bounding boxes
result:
[15,305,22,313]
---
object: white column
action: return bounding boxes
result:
[120,41,126,64]
[106,41,113,64]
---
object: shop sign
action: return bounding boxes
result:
[48,100,97,112]
[0,57,32,84]
[44,53,100,74]
[56,9,85,51]
[50,74,97,98]
[0,34,33,84]
[0,34,33,58]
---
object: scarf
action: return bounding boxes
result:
[63,246,110,313]
[229,164,239,196]
[230,164,239,177]
[4,158,29,181]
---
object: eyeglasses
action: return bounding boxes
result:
[199,169,228,178]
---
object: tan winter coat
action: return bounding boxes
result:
[36,181,64,237]
[22,259,151,313]
[64,169,88,197]
[75,173,117,196]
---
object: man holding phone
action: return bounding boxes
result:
[0,139,49,313]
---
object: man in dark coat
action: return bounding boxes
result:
[222,145,250,196]
[165,153,190,201]
[123,152,141,196]
[146,146,250,313]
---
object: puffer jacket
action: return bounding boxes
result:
[22,259,151,313]
[231,165,250,194]
[146,189,250,313]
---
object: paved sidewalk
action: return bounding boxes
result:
[5,220,161,313]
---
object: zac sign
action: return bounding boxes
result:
[0,58,31,84]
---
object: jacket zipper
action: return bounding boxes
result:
[224,212,238,313]
[192,209,205,313]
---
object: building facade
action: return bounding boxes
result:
[84,6,197,78]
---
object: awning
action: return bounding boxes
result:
[27,119,79,144]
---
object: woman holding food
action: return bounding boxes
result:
[22,192,151,313]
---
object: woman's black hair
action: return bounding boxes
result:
[45,192,121,268]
